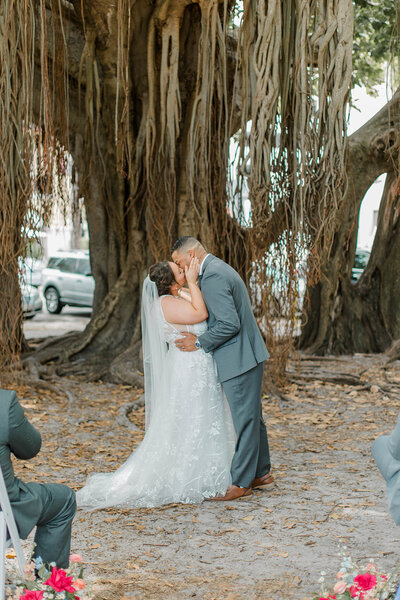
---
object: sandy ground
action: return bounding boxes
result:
[8,353,400,600]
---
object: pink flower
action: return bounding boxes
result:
[73,578,86,590]
[20,592,44,600]
[69,553,83,563]
[319,597,336,600]
[366,562,377,573]
[353,574,377,591]
[349,585,362,598]
[333,581,347,594]
[45,566,76,593]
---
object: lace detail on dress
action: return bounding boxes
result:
[76,296,235,510]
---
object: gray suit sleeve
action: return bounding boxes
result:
[198,271,240,353]
[8,392,42,459]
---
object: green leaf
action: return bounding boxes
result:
[38,564,50,580]
[353,0,399,91]
[22,582,37,591]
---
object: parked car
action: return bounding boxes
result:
[41,251,94,313]
[21,282,42,319]
[351,249,370,281]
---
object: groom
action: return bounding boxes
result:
[172,236,273,500]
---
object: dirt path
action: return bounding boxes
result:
[10,354,400,599]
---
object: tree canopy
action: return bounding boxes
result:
[353,0,399,93]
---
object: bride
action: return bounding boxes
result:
[77,258,235,509]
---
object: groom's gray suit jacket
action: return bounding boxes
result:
[197,255,269,382]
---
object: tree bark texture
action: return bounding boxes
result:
[299,92,400,355]
[16,0,390,380]
[28,0,250,383]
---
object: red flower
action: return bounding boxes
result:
[20,592,44,600]
[319,596,336,600]
[353,573,377,591]
[45,566,76,593]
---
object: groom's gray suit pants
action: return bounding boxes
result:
[222,361,270,488]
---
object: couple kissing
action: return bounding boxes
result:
[77,236,273,509]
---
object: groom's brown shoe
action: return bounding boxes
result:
[251,473,274,489]
[209,485,252,501]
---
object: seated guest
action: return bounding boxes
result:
[372,414,400,525]
[0,389,76,568]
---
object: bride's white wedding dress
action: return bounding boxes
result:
[77,288,235,510]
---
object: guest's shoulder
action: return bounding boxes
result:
[0,390,17,434]
[0,389,17,411]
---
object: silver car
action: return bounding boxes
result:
[41,251,95,313]
[351,249,370,282]
[21,283,42,319]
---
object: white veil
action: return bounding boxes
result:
[141,275,168,430]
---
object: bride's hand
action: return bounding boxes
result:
[185,257,200,284]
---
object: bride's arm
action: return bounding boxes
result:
[162,258,208,325]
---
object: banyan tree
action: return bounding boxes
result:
[0,0,398,385]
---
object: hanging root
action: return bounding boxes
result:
[232,0,353,382]
[0,0,67,377]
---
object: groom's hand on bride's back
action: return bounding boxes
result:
[175,332,198,352]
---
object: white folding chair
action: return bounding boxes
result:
[0,467,25,600]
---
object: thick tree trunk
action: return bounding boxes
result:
[0,2,38,371]
[27,0,248,384]
[299,92,400,354]
[20,0,359,382]
[0,268,23,364]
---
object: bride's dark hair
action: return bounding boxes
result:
[149,261,175,296]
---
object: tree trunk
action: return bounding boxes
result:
[27,0,248,383]
[0,1,38,370]
[9,1,363,381]
[299,92,400,354]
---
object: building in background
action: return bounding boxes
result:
[356,174,384,251]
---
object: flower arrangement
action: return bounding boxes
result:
[5,553,93,600]
[313,546,400,600]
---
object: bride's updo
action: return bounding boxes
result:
[149,261,175,296]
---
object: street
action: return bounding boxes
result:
[23,306,92,339]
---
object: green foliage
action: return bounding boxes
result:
[228,1,399,94]
[353,0,400,94]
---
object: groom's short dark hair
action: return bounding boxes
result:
[171,236,205,254]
